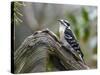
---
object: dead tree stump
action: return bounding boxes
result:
[14,29,89,73]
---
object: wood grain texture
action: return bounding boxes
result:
[14,29,89,73]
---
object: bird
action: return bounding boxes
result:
[58,19,84,61]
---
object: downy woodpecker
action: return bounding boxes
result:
[58,19,84,61]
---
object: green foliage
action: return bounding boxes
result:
[46,55,54,71]
[66,7,97,68]
[12,2,25,25]
[82,8,89,22]
[68,14,77,25]
[83,25,90,42]
[81,8,90,42]
[93,44,97,54]
[67,8,90,42]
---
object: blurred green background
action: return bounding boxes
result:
[13,2,97,68]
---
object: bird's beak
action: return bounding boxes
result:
[57,19,63,24]
[57,19,61,22]
[57,19,64,26]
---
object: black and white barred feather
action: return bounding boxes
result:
[64,28,84,58]
[58,19,84,61]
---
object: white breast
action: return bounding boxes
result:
[59,24,70,48]
[59,24,66,41]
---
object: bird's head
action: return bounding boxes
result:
[58,19,70,29]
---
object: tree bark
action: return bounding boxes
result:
[14,29,89,73]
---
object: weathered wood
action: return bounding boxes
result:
[14,29,89,73]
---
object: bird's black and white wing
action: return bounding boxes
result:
[64,28,84,59]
